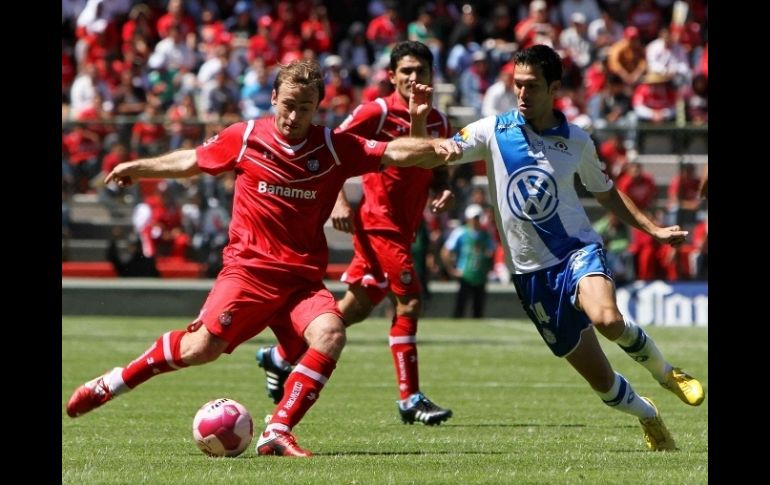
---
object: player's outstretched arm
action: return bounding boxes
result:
[105,149,202,187]
[381,137,462,169]
[593,186,688,246]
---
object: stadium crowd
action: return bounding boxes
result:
[62,0,708,283]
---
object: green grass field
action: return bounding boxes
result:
[62,316,707,484]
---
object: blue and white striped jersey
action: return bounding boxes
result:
[451,109,613,274]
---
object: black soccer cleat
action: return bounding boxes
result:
[256,346,291,404]
[398,392,453,425]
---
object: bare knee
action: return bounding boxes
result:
[305,316,347,359]
[180,328,228,365]
[591,306,625,340]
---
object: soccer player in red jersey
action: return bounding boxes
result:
[65,60,461,457]
[256,41,455,425]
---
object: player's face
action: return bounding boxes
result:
[513,63,559,125]
[272,83,319,140]
[390,55,432,101]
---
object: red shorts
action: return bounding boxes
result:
[191,265,341,353]
[341,230,420,304]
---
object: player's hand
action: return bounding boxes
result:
[104,161,138,187]
[435,138,462,162]
[330,199,355,234]
[430,190,455,213]
[409,81,433,119]
[652,225,688,247]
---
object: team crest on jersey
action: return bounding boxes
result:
[306,158,320,172]
[506,166,559,223]
[570,249,588,271]
[399,270,413,285]
[367,139,378,148]
[218,311,232,326]
[549,141,570,154]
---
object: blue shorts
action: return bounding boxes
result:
[511,243,612,357]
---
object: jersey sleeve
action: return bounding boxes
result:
[576,135,614,193]
[334,101,382,137]
[448,116,495,165]
[330,131,388,177]
[195,122,247,175]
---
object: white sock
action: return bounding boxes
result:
[103,367,129,396]
[614,319,672,382]
[596,373,656,419]
[271,347,292,371]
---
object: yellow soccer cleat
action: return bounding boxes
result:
[660,367,705,406]
[638,397,677,451]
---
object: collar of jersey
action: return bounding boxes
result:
[513,109,570,138]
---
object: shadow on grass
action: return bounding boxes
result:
[315,450,511,456]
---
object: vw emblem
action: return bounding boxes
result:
[506,167,558,223]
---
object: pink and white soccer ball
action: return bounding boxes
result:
[192,398,254,457]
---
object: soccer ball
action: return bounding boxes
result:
[192,398,254,457]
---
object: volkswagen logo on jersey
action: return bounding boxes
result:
[218,311,232,326]
[307,159,320,172]
[506,166,559,223]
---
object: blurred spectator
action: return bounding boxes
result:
[301,4,333,55]
[107,228,160,277]
[441,204,496,318]
[558,12,592,70]
[587,73,635,139]
[408,6,444,76]
[691,213,707,280]
[338,21,376,88]
[167,93,203,149]
[684,73,708,124]
[480,4,517,67]
[458,50,493,116]
[156,0,196,39]
[514,0,558,49]
[63,122,102,193]
[112,68,147,117]
[131,103,167,157]
[597,133,629,180]
[592,212,634,284]
[607,26,646,86]
[582,54,608,101]
[366,0,405,57]
[645,27,691,88]
[240,58,274,119]
[616,161,657,211]
[666,162,702,227]
[632,72,677,123]
[481,62,516,117]
[360,69,394,103]
[588,9,624,50]
[559,0,602,27]
[626,0,662,44]
[627,209,667,280]
[70,62,112,120]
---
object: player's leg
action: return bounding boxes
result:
[258,287,345,457]
[255,283,375,404]
[564,328,676,451]
[576,274,704,406]
[66,321,229,418]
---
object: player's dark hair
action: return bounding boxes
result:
[274,60,325,105]
[513,44,563,86]
[390,40,434,72]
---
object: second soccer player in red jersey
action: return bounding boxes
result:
[65,59,462,457]
[256,41,455,425]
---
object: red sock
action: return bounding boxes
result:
[389,315,419,399]
[121,330,189,389]
[269,348,336,429]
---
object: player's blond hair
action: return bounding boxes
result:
[273,60,325,106]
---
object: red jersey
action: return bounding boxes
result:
[336,91,451,237]
[195,118,387,281]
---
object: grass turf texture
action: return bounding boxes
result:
[62,316,707,484]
